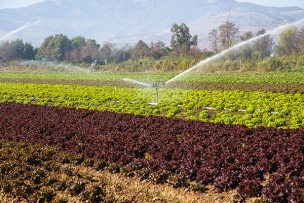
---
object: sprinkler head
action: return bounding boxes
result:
[152,82,165,88]
[121,79,165,106]
[152,83,158,88]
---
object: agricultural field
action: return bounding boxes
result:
[2,71,304,84]
[3,0,304,202]
[0,139,237,203]
[0,70,304,202]
[1,80,304,128]
[1,102,304,203]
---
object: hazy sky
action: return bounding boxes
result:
[0,0,46,9]
[237,0,304,8]
[0,0,303,9]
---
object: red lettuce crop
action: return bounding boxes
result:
[0,102,303,202]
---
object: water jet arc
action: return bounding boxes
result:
[0,22,37,42]
[123,78,165,105]
[164,18,304,86]
[123,78,152,88]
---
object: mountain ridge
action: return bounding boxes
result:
[0,0,304,47]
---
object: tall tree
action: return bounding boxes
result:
[208,29,219,53]
[64,36,86,62]
[0,40,35,61]
[150,41,170,59]
[240,31,253,41]
[219,20,240,49]
[23,42,35,60]
[37,34,71,61]
[111,49,131,64]
[0,41,14,61]
[171,23,198,55]
[71,36,86,49]
[276,26,300,56]
[80,39,101,63]
[11,39,26,59]
[297,27,304,54]
[256,29,266,36]
[252,29,274,59]
[100,43,114,64]
[132,40,151,59]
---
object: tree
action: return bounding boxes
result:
[170,23,198,55]
[112,49,131,64]
[297,27,304,54]
[11,39,26,59]
[71,36,86,49]
[23,42,35,60]
[132,40,151,59]
[240,31,253,41]
[256,29,266,36]
[253,29,274,59]
[36,34,71,61]
[0,41,14,61]
[189,46,203,58]
[150,41,170,59]
[100,43,114,64]
[80,39,101,63]
[208,29,220,53]
[0,39,35,61]
[53,36,101,63]
[64,36,85,62]
[219,20,240,49]
[276,26,300,56]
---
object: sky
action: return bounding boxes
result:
[237,0,304,8]
[0,0,303,9]
[0,0,46,9]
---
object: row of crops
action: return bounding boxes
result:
[3,77,304,93]
[2,71,304,83]
[0,103,303,202]
[1,70,304,202]
[1,82,304,128]
[0,140,110,202]
[0,140,214,203]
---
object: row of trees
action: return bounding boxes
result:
[276,26,304,56]
[208,21,273,59]
[1,21,304,65]
[0,23,199,64]
[36,35,101,63]
[208,20,304,60]
[0,39,35,61]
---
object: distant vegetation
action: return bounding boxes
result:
[1,21,304,72]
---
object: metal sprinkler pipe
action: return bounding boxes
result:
[152,82,165,104]
[122,78,165,105]
[152,83,159,104]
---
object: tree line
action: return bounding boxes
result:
[0,39,35,61]
[1,21,304,65]
[0,23,198,64]
[208,20,304,60]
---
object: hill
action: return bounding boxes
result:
[0,0,303,46]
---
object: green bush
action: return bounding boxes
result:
[102,55,198,72]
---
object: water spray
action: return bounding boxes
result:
[122,18,304,104]
[164,18,304,86]
[19,60,93,73]
[0,21,39,42]
[123,78,152,88]
[123,78,165,105]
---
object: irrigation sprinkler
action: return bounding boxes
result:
[149,82,165,105]
[164,18,304,86]
[123,78,165,105]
